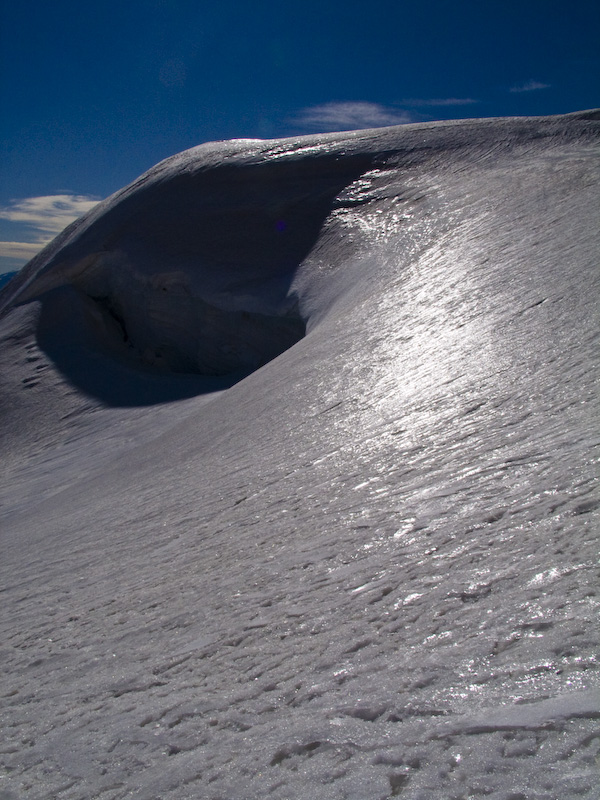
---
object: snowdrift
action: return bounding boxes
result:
[1,111,599,799]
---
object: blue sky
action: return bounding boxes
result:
[1,0,598,272]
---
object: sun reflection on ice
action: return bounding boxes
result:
[371,223,510,434]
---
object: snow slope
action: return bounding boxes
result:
[1,111,599,800]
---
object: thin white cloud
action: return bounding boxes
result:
[509,80,550,93]
[0,194,99,239]
[0,241,48,259]
[293,102,416,132]
[402,97,478,107]
[0,194,99,263]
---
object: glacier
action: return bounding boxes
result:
[0,110,599,799]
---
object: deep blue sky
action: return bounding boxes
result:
[1,0,598,270]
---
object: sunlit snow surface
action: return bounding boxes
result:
[1,112,599,799]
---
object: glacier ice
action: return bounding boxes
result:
[0,110,599,799]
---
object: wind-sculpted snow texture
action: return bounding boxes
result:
[1,111,599,800]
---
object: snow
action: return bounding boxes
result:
[1,110,599,799]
